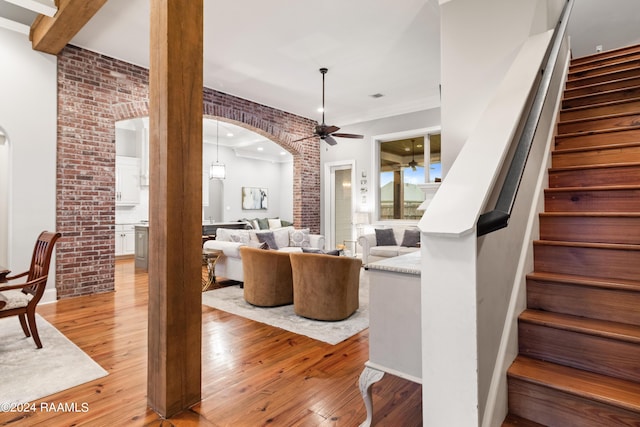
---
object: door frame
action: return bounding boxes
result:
[323,160,356,250]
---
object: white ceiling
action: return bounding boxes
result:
[1,0,640,149]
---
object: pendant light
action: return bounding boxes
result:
[209,120,226,180]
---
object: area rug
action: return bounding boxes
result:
[0,314,108,405]
[202,272,369,345]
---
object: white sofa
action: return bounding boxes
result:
[358,226,421,265]
[203,226,325,282]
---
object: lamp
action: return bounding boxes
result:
[209,120,226,180]
[353,211,370,257]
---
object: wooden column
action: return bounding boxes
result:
[148,0,203,417]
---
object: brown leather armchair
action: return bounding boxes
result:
[240,246,294,307]
[289,252,362,321]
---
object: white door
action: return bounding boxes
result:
[325,161,355,251]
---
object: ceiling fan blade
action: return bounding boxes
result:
[318,124,340,135]
[331,132,364,139]
[324,135,338,146]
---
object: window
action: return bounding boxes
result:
[378,133,441,220]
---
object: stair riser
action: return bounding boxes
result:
[519,322,640,382]
[558,113,640,134]
[527,280,640,326]
[552,145,640,168]
[560,99,640,122]
[508,378,640,426]
[566,67,640,90]
[569,59,640,81]
[555,129,640,150]
[533,243,640,281]
[562,86,640,109]
[564,77,640,99]
[539,215,640,244]
[545,188,640,213]
[549,165,640,188]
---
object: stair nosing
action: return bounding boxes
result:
[564,79,640,98]
[571,45,640,67]
[562,84,640,104]
[520,309,640,344]
[568,59,640,80]
[533,239,640,251]
[555,124,640,139]
[539,211,640,218]
[549,162,640,172]
[509,356,640,413]
[526,271,640,291]
[558,111,640,127]
[544,184,640,192]
[552,141,640,154]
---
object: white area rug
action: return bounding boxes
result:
[202,272,369,345]
[0,314,108,405]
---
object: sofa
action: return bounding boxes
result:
[202,226,325,282]
[357,226,421,265]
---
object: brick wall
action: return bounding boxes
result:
[57,45,320,299]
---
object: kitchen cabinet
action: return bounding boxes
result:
[115,224,136,256]
[135,225,148,270]
[116,156,141,206]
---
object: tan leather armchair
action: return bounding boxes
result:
[239,246,294,307]
[289,252,362,321]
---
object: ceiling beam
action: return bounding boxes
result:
[4,0,56,17]
[29,0,107,55]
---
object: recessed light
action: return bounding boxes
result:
[404,147,411,152]
[226,132,233,137]
[257,147,264,151]
[317,107,324,113]
[280,151,286,156]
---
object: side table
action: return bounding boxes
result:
[201,249,222,292]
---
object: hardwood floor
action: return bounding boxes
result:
[0,259,422,426]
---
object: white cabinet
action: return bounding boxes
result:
[116,156,141,206]
[115,224,136,256]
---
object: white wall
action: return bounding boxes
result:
[439,0,556,177]
[202,143,294,223]
[320,109,440,235]
[0,28,57,299]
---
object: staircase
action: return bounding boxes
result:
[503,44,640,426]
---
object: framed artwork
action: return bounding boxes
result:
[242,187,268,210]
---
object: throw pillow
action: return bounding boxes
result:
[248,241,270,250]
[257,218,270,230]
[229,230,252,245]
[375,228,397,246]
[400,229,420,247]
[273,227,292,249]
[268,218,282,229]
[256,231,278,249]
[289,228,311,248]
[281,220,293,227]
[301,248,340,256]
[250,219,260,230]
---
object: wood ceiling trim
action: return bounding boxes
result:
[30,0,107,55]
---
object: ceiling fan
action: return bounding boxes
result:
[407,139,419,171]
[294,68,364,146]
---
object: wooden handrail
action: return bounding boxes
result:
[476,0,574,237]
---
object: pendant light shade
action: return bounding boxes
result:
[209,120,225,180]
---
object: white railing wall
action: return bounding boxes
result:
[418,30,570,426]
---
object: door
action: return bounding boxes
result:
[325,161,355,251]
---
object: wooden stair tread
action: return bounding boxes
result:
[544,184,640,192]
[570,44,640,67]
[558,111,640,128]
[563,85,640,104]
[508,356,640,413]
[539,212,640,218]
[502,414,546,427]
[549,162,640,173]
[553,141,640,154]
[526,271,640,292]
[534,239,640,251]
[565,81,640,98]
[520,309,640,344]
[556,124,640,139]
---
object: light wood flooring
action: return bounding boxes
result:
[0,259,422,426]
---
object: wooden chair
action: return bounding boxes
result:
[0,231,61,348]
